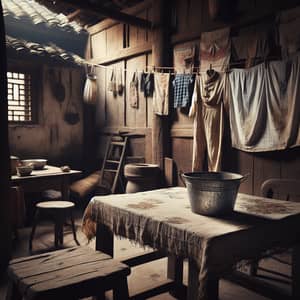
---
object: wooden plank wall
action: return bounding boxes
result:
[89,2,153,163]
[88,0,300,196]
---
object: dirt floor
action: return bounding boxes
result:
[0,207,292,300]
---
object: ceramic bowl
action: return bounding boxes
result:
[21,159,47,170]
[16,165,33,177]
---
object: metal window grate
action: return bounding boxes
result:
[7,71,32,122]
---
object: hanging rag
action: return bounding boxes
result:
[140,71,154,97]
[228,53,300,152]
[278,6,300,59]
[153,73,170,115]
[108,69,117,97]
[199,27,231,72]
[117,69,124,96]
[129,71,139,108]
[140,71,146,92]
[189,70,225,171]
[83,69,97,105]
[232,23,275,68]
[173,74,195,108]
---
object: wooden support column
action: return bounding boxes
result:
[151,0,172,168]
[0,0,12,274]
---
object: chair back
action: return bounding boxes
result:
[261,178,300,202]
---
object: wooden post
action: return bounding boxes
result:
[0,0,12,274]
[151,0,172,168]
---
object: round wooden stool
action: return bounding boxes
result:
[29,201,80,252]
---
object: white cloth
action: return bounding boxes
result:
[228,53,300,152]
[189,71,225,171]
[82,187,300,300]
[153,73,170,115]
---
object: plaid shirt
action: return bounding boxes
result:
[173,74,195,108]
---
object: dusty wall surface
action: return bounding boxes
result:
[88,0,300,195]
[8,65,84,169]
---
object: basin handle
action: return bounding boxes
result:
[241,173,250,183]
[179,170,186,187]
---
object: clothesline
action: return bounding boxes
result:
[85,56,280,75]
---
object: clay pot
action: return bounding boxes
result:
[124,163,161,193]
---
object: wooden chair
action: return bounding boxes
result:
[249,178,300,278]
[6,246,130,300]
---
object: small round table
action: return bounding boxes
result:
[29,201,80,252]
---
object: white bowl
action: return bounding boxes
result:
[21,159,47,170]
[16,165,33,176]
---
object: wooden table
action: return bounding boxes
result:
[11,165,81,200]
[82,187,300,300]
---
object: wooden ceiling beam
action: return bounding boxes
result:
[67,9,82,22]
[57,0,152,28]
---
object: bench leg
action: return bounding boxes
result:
[6,281,22,300]
[292,244,300,300]
[93,290,105,300]
[113,277,129,300]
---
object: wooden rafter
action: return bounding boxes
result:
[67,9,81,22]
[55,0,152,28]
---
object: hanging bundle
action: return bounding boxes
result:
[129,71,139,108]
[83,65,98,105]
[108,68,117,97]
[117,69,124,96]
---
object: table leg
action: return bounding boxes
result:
[187,259,218,300]
[167,255,185,298]
[292,244,300,299]
[95,223,114,257]
[61,175,70,200]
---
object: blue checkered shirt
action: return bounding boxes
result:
[173,74,195,108]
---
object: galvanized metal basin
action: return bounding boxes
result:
[182,172,246,216]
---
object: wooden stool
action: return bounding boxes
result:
[29,201,79,251]
[6,246,130,300]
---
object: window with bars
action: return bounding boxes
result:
[7,70,37,123]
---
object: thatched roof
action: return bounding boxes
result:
[3,0,85,34]
[3,0,88,65]
[6,35,85,66]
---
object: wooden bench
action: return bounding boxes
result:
[6,246,130,300]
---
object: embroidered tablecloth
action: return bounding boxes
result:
[82,187,300,299]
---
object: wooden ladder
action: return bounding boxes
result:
[99,135,128,194]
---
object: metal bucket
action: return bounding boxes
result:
[181,172,247,216]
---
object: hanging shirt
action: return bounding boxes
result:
[153,73,170,116]
[173,74,194,108]
[189,71,225,172]
[200,27,231,72]
[279,6,300,59]
[231,23,275,68]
